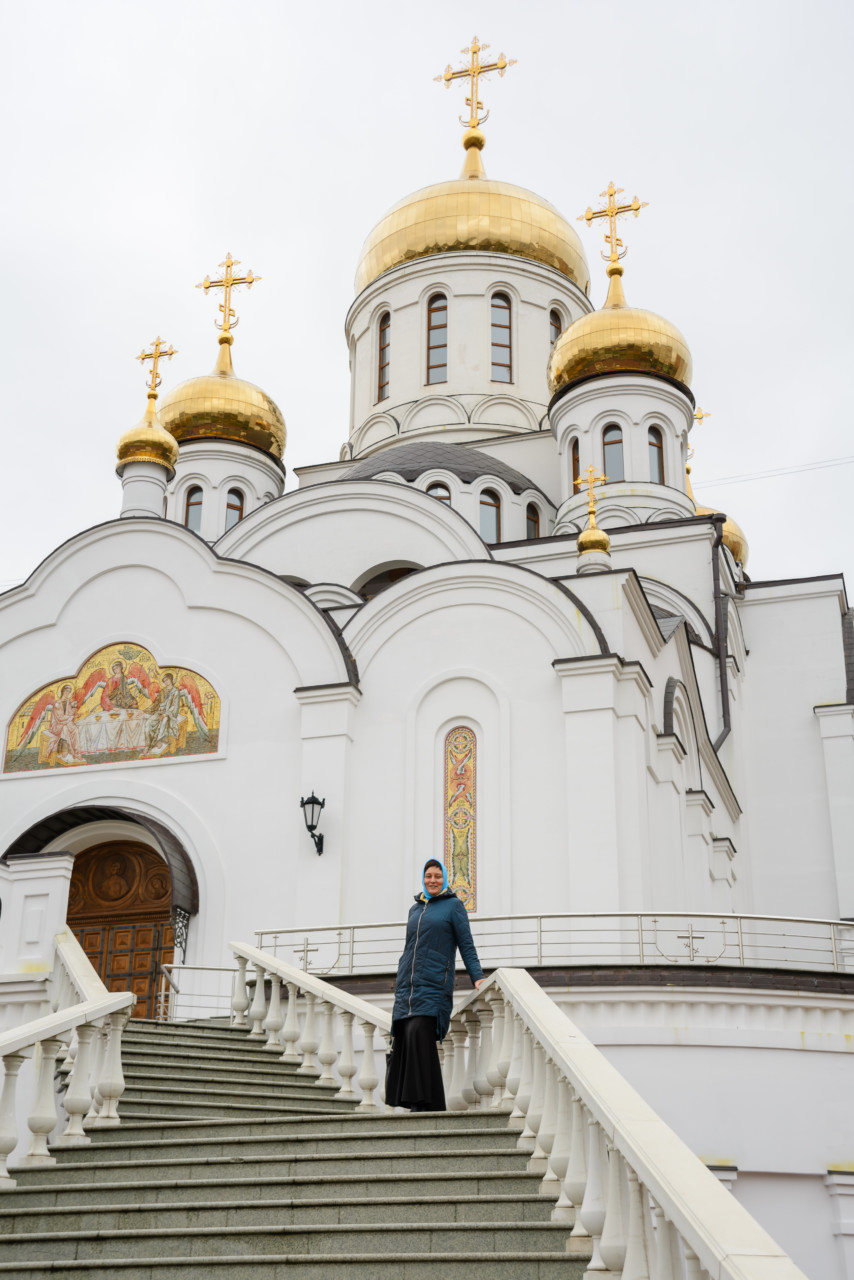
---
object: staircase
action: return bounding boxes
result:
[0,1018,589,1278]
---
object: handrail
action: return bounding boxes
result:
[230,942,390,1032]
[0,931,135,1188]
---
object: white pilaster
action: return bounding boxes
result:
[815,705,854,917]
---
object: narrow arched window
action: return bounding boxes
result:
[603,425,624,483]
[571,438,580,491]
[549,309,562,346]
[224,488,244,532]
[184,486,203,533]
[648,426,665,485]
[526,503,540,539]
[426,481,451,503]
[427,294,447,384]
[480,488,501,542]
[491,293,512,382]
[377,312,390,401]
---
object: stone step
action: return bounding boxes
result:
[122,1026,305,1054]
[117,1094,355,1119]
[118,1051,310,1079]
[88,1108,511,1143]
[0,1192,565,1233]
[117,1070,347,1101]
[1,1220,575,1264]
[119,1038,314,1066]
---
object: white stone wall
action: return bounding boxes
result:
[165,440,284,543]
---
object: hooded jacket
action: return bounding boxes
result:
[392,873,485,1041]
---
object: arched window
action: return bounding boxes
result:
[648,426,665,484]
[427,294,447,384]
[526,503,540,539]
[480,488,501,542]
[603,425,624,483]
[224,489,244,532]
[549,309,562,346]
[491,293,512,382]
[571,438,580,491]
[377,311,390,401]
[426,481,451,503]
[184,486,203,533]
[357,565,417,601]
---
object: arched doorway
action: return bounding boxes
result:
[67,841,174,1019]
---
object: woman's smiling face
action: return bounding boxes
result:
[423,864,444,896]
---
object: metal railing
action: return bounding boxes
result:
[255,910,854,977]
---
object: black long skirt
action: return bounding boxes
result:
[385,1015,446,1112]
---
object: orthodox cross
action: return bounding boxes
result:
[676,923,705,961]
[196,252,260,335]
[575,465,608,523]
[136,336,177,396]
[579,182,648,265]
[435,36,516,129]
[693,406,712,427]
[293,938,318,971]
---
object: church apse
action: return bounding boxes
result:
[444,726,477,912]
[4,642,220,773]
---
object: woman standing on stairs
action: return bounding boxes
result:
[387,859,485,1112]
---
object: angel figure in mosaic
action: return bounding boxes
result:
[142,672,209,758]
[12,668,107,766]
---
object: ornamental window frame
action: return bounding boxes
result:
[377,311,390,402]
[426,293,448,385]
[549,308,563,347]
[603,423,624,483]
[526,502,541,539]
[184,485,203,533]
[224,488,244,532]
[479,486,502,543]
[648,425,665,485]
[490,291,513,383]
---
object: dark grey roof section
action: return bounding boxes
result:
[344,442,547,499]
[651,606,685,642]
[843,609,854,704]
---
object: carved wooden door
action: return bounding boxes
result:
[67,841,174,1020]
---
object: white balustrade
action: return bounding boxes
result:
[262,974,284,1051]
[247,964,267,1038]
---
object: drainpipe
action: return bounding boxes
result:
[710,514,731,751]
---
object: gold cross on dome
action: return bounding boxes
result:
[693,406,712,426]
[579,182,648,265]
[435,36,516,130]
[196,252,260,335]
[136,336,177,397]
[575,465,608,520]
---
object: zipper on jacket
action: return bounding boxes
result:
[408,901,428,1016]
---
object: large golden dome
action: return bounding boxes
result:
[548,261,692,395]
[355,131,590,295]
[116,396,179,475]
[160,334,286,460]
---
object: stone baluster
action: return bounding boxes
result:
[231,956,250,1028]
[565,1095,591,1247]
[535,1059,559,1190]
[578,1111,607,1271]
[498,995,516,1106]
[93,1008,130,1127]
[59,1029,76,1073]
[682,1246,705,1279]
[54,1023,96,1147]
[462,1011,481,1108]
[599,1141,628,1274]
[280,982,301,1063]
[650,1204,679,1280]
[447,1016,469,1111]
[440,1033,454,1097]
[247,964,268,1039]
[0,1053,28,1188]
[84,1022,107,1126]
[472,999,494,1108]
[22,1038,64,1164]
[317,1000,339,1086]
[549,1074,574,1221]
[262,974,284,1051]
[356,1020,380,1111]
[622,1168,651,1280]
[296,991,320,1073]
[509,1016,530,1129]
[485,990,508,1108]
[334,1011,358,1100]
[518,1037,544,1154]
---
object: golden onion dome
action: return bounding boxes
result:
[687,465,750,568]
[548,260,692,396]
[159,333,286,460]
[116,395,179,475]
[355,129,590,295]
[577,523,611,556]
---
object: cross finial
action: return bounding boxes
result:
[578,182,648,266]
[693,406,711,427]
[136,336,177,402]
[434,35,516,130]
[575,465,608,524]
[196,252,260,336]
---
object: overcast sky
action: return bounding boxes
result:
[3,0,853,593]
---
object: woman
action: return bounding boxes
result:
[387,858,485,1112]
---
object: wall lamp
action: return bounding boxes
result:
[300,793,325,854]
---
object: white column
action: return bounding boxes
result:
[119,461,169,518]
[815,706,854,917]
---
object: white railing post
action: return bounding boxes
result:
[93,1008,130,1127]
[356,1020,380,1111]
[472,998,494,1108]
[549,1073,574,1222]
[22,1038,64,1164]
[599,1142,628,1274]
[335,1011,358,1100]
[565,1094,591,1246]
[248,964,267,1039]
[622,1167,651,1280]
[650,1205,680,1280]
[84,1021,107,1127]
[231,955,250,1027]
[317,1000,339,1086]
[0,1053,28,1188]
[280,982,301,1063]
[485,989,508,1108]
[462,1010,480,1108]
[297,991,320,1074]
[519,1037,545,1155]
[448,1016,469,1111]
[509,1013,529,1128]
[578,1111,607,1271]
[498,993,516,1105]
[262,973,284,1051]
[440,1032,454,1097]
[54,1023,96,1146]
[536,1058,559,1191]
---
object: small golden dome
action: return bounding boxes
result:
[548,261,692,395]
[577,523,611,555]
[355,132,589,294]
[160,334,286,460]
[116,396,179,475]
[687,467,749,567]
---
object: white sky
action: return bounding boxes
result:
[3,0,853,592]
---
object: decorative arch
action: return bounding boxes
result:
[663,676,702,790]
[399,395,468,436]
[470,394,540,433]
[350,411,400,457]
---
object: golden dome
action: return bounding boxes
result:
[116,396,178,475]
[577,523,611,556]
[354,130,590,294]
[159,334,286,460]
[548,261,692,395]
[687,466,749,567]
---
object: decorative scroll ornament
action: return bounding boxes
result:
[444,726,477,913]
[170,907,191,961]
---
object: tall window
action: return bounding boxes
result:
[491,293,512,381]
[526,503,540,539]
[184,486,203,533]
[571,438,580,491]
[444,726,477,912]
[224,489,244,532]
[426,481,451,503]
[549,309,562,346]
[603,425,624,483]
[648,426,665,484]
[377,312,390,401]
[480,488,501,542]
[427,294,447,384]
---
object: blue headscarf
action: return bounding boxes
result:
[421,859,450,898]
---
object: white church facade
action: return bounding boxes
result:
[1,50,853,1278]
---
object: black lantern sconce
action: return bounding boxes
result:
[300,793,325,854]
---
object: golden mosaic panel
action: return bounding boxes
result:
[444,726,477,913]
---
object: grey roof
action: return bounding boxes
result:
[344,441,545,498]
